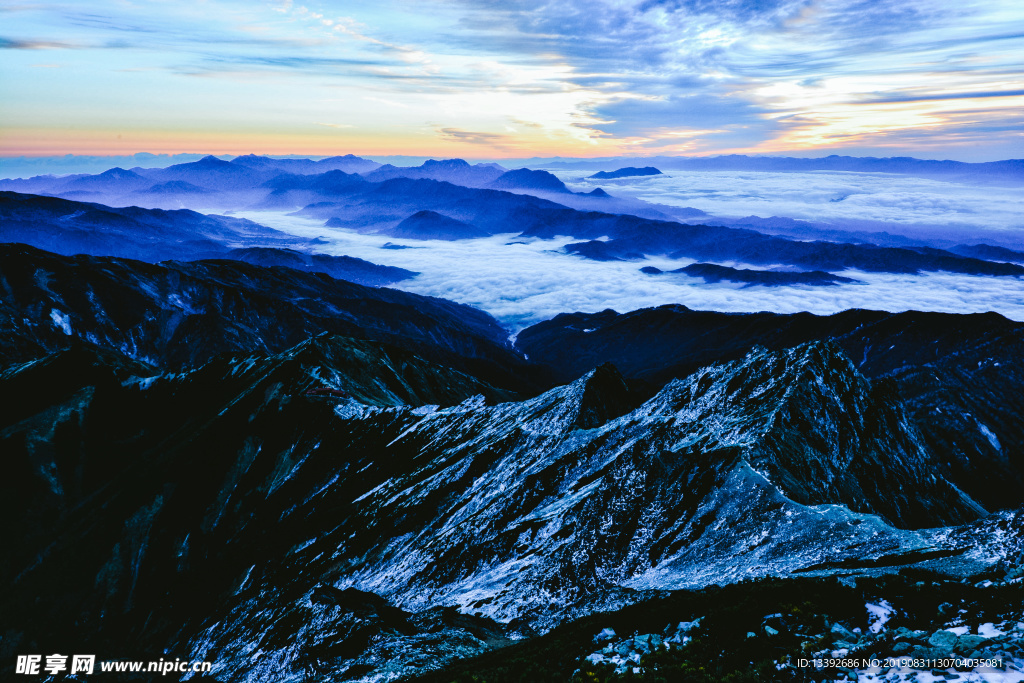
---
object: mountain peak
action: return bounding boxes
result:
[573,362,636,429]
[195,155,231,167]
[421,158,470,170]
[229,154,272,166]
[390,210,490,241]
[96,167,142,179]
[647,341,985,528]
[589,166,662,180]
[517,361,636,433]
[488,168,570,193]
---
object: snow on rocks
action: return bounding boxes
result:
[581,619,703,675]
[868,600,894,633]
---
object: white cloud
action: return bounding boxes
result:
[235,209,1024,331]
[552,168,1024,244]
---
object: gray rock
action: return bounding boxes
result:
[957,634,987,651]
[832,623,856,641]
[929,630,958,651]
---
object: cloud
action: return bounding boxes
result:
[3,0,1023,157]
[437,128,514,145]
[428,0,1024,154]
[550,166,1024,242]
[860,89,1024,104]
[235,207,1024,331]
[587,92,777,150]
[0,36,78,49]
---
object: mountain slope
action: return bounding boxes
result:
[517,305,1024,510]
[0,243,542,393]
[0,190,284,261]
[488,168,572,193]
[388,210,491,240]
[217,246,418,286]
[589,167,662,179]
[0,338,991,683]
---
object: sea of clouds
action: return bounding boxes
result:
[236,210,1024,330]
[550,169,1024,248]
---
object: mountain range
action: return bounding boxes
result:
[2,244,1014,680]
[1,272,1016,680]
[5,156,1024,279]
[517,305,1024,511]
[1,152,1022,682]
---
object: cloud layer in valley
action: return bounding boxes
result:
[238,210,1024,330]
[553,168,1024,247]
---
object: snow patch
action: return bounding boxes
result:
[979,622,1005,638]
[49,308,72,335]
[866,600,893,634]
[977,421,1002,451]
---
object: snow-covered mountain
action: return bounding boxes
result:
[1,319,1005,681]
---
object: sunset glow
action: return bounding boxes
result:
[2,0,1023,160]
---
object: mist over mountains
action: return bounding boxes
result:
[1,152,1023,682]
[541,154,1024,182]
[4,154,1022,281]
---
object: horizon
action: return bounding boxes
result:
[7,150,1024,162]
[3,1,1023,161]
[3,150,1024,179]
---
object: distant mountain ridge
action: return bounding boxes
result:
[5,155,1024,277]
[488,168,572,193]
[216,247,418,286]
[0,190,282,261]
[542,154,1024,181]
[641,263,858,286]
[589,166,662,179]
[362,158,506,187]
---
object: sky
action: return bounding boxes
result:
[2,0,1023,160]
